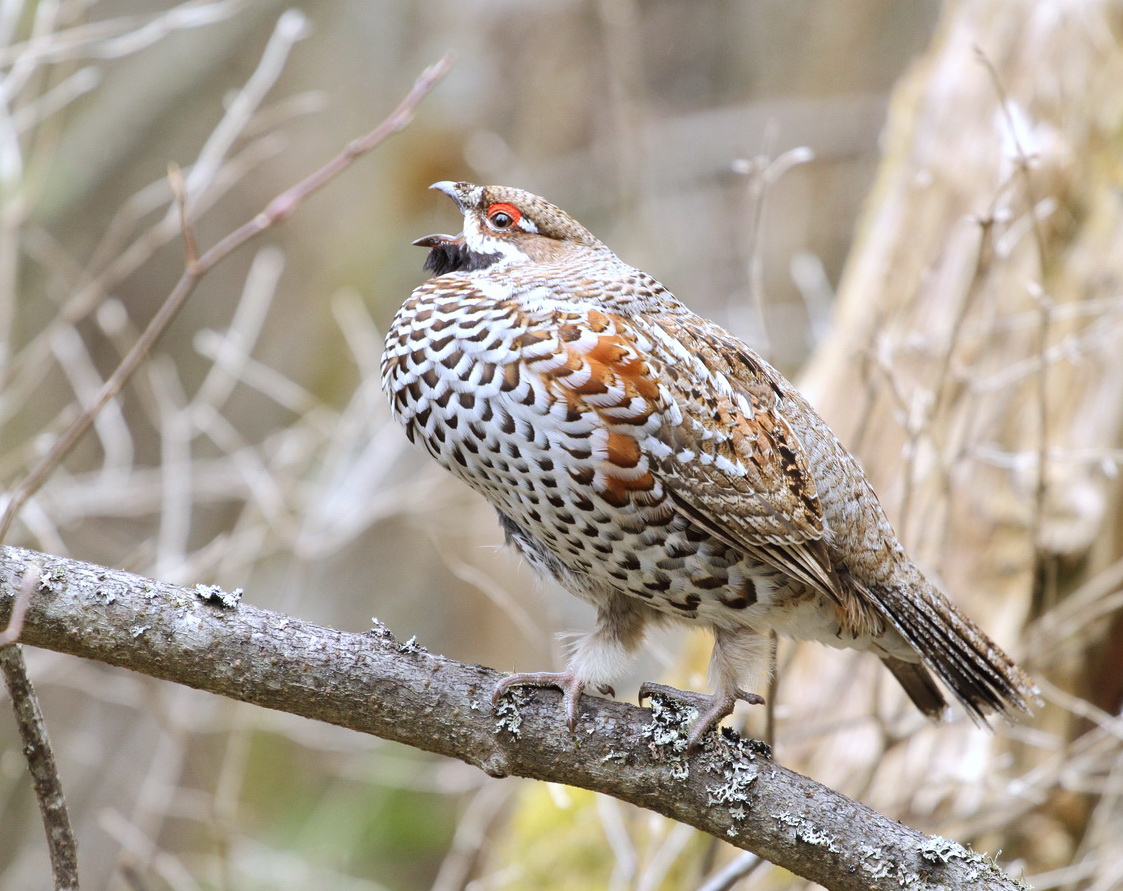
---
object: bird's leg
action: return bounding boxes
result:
[639,627,770,751]
[493,670,588,730]
[638,683,765,751]
[492,593,648,732]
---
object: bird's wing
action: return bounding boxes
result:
[637,313,847,602]
[523,300,842,599]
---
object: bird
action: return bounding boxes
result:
[381,181,1039,750]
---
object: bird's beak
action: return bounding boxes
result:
[412,233,463,249]
[429,180,468,212]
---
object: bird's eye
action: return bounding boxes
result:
[486,202,522,230]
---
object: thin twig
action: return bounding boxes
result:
[1028,282,1054,592]
[733,145,814,354]
[974,46,1049,275]
[975,45,1054,598]
[1,637,80,890]
[430,783,513,891]
[0,551,73,891]
[166,164,198,268]
[0,0,249,69]
[698,851,763,891]
[0,52,453,545]
[3,20,304,407]
[0,54,451,891]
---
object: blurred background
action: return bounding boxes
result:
[4,1,1123,889]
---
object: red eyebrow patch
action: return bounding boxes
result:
[487,202,522,224]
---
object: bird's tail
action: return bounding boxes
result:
[873,580,1040,723]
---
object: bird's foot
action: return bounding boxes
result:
[638,682,765,752]
[493,671,588,732]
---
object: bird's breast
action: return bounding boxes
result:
[383,292,666,502]
[381,287,817,623]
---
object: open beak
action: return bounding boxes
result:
[412,233,464,249]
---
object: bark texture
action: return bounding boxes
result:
[0,545,1026,891]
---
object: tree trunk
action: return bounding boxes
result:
[798,0,1123,876]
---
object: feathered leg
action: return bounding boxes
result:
[639,626,770,750]
[493,592,650,731]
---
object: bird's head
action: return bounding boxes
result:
[414,181,606,276]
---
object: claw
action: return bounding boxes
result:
[638,682,765,752]
[493,671,587,732]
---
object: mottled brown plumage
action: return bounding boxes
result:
[381,181,1039,749]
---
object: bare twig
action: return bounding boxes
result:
[4,4,306,407]
[975,45,1055,597]
[974,46,1049,275]
[698,851,763,891]
[430,784,514,891]
[166,164,198,268]
[733,145,815,353]
[1028,283,1054,572]
[0,0,249,69]
[0,544,1030,891]
[0,52,453,545]
[0,50,452,891]
[1,633,79,890]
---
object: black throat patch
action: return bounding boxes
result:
[423,241,503,276]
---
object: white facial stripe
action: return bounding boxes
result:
[462,215,529,266]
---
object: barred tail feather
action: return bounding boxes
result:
[873,582,1040,723]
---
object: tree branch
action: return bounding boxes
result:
[0,645,79,891]
[0,562,78,891]
[0,49,452,889]
[0,544,1027,891]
